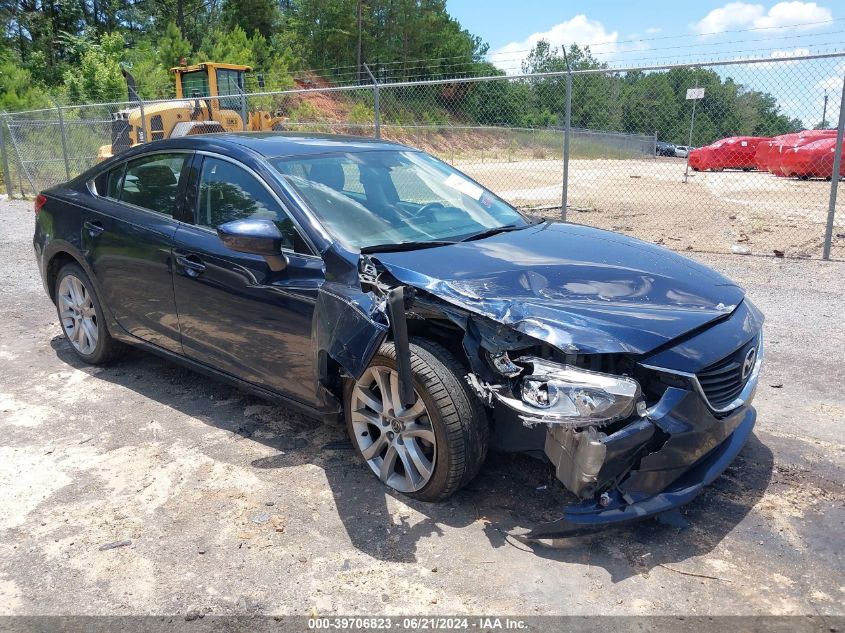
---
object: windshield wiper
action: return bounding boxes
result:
[360,218,545,253]
[360,240,457,254]
[459,219,540,243]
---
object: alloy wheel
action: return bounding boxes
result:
[349,365,436,493]
[58,274,98,356]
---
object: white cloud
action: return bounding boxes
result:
[813,61,844,124]
[691,1,832,37]
[770,47,811,57]
[754,1,832,29]
[692,2,765,35]
[489,15,618,73]
[645,27,662,34]
[769,46,811,62]
[817,74,843,94]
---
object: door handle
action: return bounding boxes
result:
[84,220,105,237]
[176,254,206,277]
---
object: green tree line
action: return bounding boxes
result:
[0,0,803,144]
[461,41,803,144]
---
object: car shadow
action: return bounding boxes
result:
[51,337,774,580]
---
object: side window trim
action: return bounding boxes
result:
[174,152,200,224]
[194,151,317,257]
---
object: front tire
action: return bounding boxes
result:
[55,263,125,365]
[344,338,488,502]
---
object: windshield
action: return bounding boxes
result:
[270,150,527,250]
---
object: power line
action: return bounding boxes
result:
[483,22,845,59]
[272,24,845,81]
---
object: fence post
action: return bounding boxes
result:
[822,72,845,260]
[50,97,72,181]
[560,58,572,222]
[137,96,147,144]
[363,63,380,139]
[683,73,700,184]
[0,114,13,199]
[239,89,248,131]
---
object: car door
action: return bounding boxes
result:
[84,151,191,353]
[172,153,325,405]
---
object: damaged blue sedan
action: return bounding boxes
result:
[33,133,763,537]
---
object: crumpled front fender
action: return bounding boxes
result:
[312,282,389,383]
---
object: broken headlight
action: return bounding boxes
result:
[495,357,641,427]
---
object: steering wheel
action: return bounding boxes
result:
[406,201,445,220]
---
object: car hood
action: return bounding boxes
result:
[370,222,745,355]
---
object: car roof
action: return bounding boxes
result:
[149,131,410,158]
[66,132,415,191]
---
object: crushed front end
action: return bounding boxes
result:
[477,301,764,537]
[356,233,765,536]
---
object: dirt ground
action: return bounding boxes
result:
[459,157,845,260]
[1,197,844,617]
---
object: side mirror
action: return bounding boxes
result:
[217,218,287,271]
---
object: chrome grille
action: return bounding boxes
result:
[696,336,759,409]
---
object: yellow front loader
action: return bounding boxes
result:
[98,62,286,160]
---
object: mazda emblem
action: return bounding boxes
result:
[742,347,757,381]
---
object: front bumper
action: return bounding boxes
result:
[526,403,755,538]
[502,327,763,538]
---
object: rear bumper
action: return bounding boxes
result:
[526,405,756,539]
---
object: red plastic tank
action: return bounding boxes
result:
[688,136,770,171]
[780,137,844,179]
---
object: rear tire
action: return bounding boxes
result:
[344,338,488,502]
[55,263,126,365]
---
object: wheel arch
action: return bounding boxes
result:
[43,243,125,341]
[44,245,88,304]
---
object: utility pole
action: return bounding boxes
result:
[357,0,363,84]
[822,89,829,128]
[177,0,185,34]
[560,45,572,222]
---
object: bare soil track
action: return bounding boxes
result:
[459,157,845,259]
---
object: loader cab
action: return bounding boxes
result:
[172,62,250,113]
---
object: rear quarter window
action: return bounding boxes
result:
[93,164,125,199]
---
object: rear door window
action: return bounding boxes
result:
[119,153,190,216]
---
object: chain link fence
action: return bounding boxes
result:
[2,52,844,259]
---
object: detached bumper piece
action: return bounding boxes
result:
[527,389,756,539]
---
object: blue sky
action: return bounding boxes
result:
[446,1,845,126]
